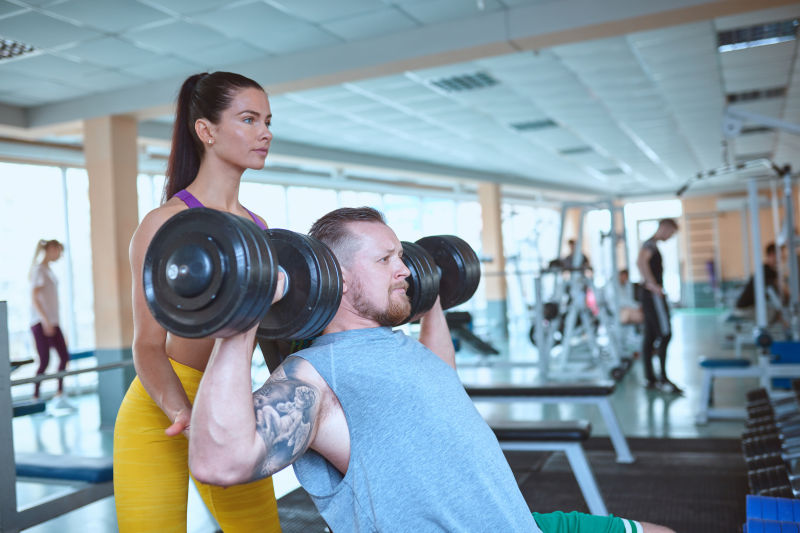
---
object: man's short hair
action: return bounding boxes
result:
[766,242,777,256]
[309,207,387,266]
[659,218,678,231]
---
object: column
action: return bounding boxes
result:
[478,182,508,339]
[83,115,139,429]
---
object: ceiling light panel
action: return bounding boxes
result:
[0,37,35,61]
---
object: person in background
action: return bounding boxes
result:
[637,218,682,394]
[736,242,784,320]
[610,269,644,325]
[29,239,73,409]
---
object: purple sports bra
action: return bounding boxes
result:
[174,189,267,230]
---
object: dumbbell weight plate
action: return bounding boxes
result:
[257,229,343,340]
[143,208,277,338]
[401,241,441,322]
[415,235,481,310]
[298,235,343,338]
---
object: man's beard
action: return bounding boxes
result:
[351,278,411,327]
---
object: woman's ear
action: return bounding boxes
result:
[194,118,214,146]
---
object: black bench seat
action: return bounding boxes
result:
[487,419,606,515]
[462,379,633,464]
[466,381,616,397]
[491,419,592,442]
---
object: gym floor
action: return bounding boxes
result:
[12,309,750,532]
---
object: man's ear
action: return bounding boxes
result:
[340,268,349,295]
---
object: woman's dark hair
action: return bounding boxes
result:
[163,71,264,203]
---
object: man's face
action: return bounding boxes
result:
[344,221,411,326]
[766,251,777,268]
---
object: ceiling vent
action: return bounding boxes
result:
[718,19,798,52]
[430,72,499,92]
[0,37,35,61]
[559,146,593,155]
[726,87,786,104]
[599,167,625,176]
[735,152,772,163]
[510,119,557,131]
[740,126,774,135]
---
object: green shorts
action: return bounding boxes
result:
[533,511,643,533]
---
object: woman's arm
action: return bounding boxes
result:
[129,206,195,436]
[31,284,55,335]
[190,332,323,486]
[419,296,456,369]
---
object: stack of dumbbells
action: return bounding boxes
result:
[742,381,800,531]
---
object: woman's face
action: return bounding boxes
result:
[45,244,62,262]
[204,87,272,172]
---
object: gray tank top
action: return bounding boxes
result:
[293,327,541,533]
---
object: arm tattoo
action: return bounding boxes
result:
[251,360,320,479]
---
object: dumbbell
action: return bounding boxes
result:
[144,209,481,340]
[143,208,343,340]
[400,235,481,322]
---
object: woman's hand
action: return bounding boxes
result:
[272,270,286,304]
[42,322,56,337]
[165,407,192,439]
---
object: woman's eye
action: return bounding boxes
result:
[243,117,253,124]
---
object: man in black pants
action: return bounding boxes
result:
[637,218,682,394]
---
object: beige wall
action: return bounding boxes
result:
[680,190,796,282]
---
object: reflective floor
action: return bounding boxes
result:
[8,309,750,532]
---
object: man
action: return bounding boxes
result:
[636,218,681,394]
[606,269,643,325]
[189,207,674,533]
[736,242,782,313]
[561,238,591,271]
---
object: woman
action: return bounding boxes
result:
[114,72,282,532]
[29,239,72,407]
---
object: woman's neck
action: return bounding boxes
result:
[187,160,244,212]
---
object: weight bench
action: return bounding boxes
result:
[12,399,46,417]
[464,380,634,464]
[10,359,33,373]
[696,354,800,424]
[490,419,607,515]
[6,453,114,532]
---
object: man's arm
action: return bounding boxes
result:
[419,296,456,369]
[189,330,323,486]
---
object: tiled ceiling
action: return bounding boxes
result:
[0,0,798,197]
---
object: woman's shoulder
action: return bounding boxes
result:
[132,201,187,249]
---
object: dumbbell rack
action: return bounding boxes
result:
[741,383,800,530]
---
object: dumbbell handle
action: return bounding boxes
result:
[277,265,290,298]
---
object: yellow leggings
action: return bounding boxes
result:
[113,359,281,532]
